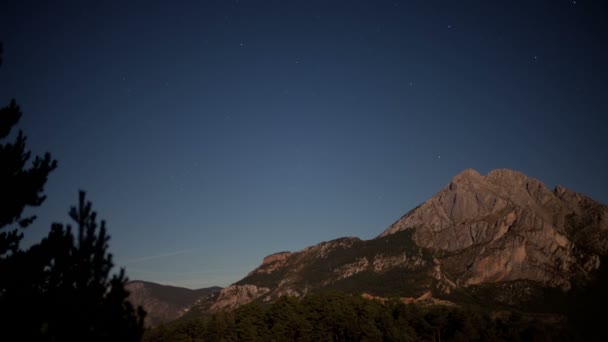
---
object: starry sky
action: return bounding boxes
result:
[0,0,607,289]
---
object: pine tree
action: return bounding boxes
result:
[0,43,57,258]
[20,192,146,340]
[0,44,145,340]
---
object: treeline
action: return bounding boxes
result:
[144,292,566,342]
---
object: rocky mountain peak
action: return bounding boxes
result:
[451,168,483,183]
[377,168,608,289]
[205,168,607,313]
[486,168,532,186]
[448,168,546,194]
[381,169,561,238]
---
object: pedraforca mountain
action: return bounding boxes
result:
[209,169,608,311]
[380,168,607,288]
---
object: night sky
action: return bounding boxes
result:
[1,0,607,288]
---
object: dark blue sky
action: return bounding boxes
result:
[1,0,607,288]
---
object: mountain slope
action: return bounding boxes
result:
[126,281,221,326]
[210,168,608,311]
[382,168,607,288]
[211,230,437,311]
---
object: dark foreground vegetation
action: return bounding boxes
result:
[144,291,566,342]
[0,44,145,340]
[146,257,608,341]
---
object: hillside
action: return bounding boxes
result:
[126,281,221,326]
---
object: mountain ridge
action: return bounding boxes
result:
[204,168,608,312]
[126,280,221,326]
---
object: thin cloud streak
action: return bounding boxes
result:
[122,248,199,264]
[126,267,251,276]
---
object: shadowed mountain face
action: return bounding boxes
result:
[210,169,608,311]
[126,281,221,326]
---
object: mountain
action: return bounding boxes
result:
[210,168,608,312]
[126,281,221,326]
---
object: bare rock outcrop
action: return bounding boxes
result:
[251,251,292,275]
[210,284,270,312]
[381,168,608,289]
[210,233,431,311]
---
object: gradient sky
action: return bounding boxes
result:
[1,0,607,289]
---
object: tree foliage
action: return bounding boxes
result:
[144,292,565,342]
[0,77,57,256]
[0,44,145,341]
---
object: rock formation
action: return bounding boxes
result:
[381,168,607,289]
[207,169,608,311]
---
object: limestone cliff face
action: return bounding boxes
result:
[210,233,433,311]
[210,284,270,312]
[251,252,292,275]
[381,168,608,288]
[210,169,608,311]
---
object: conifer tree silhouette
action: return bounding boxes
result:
[22,192,146,340]
[0,42,57,257]
[0,44,145,340]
